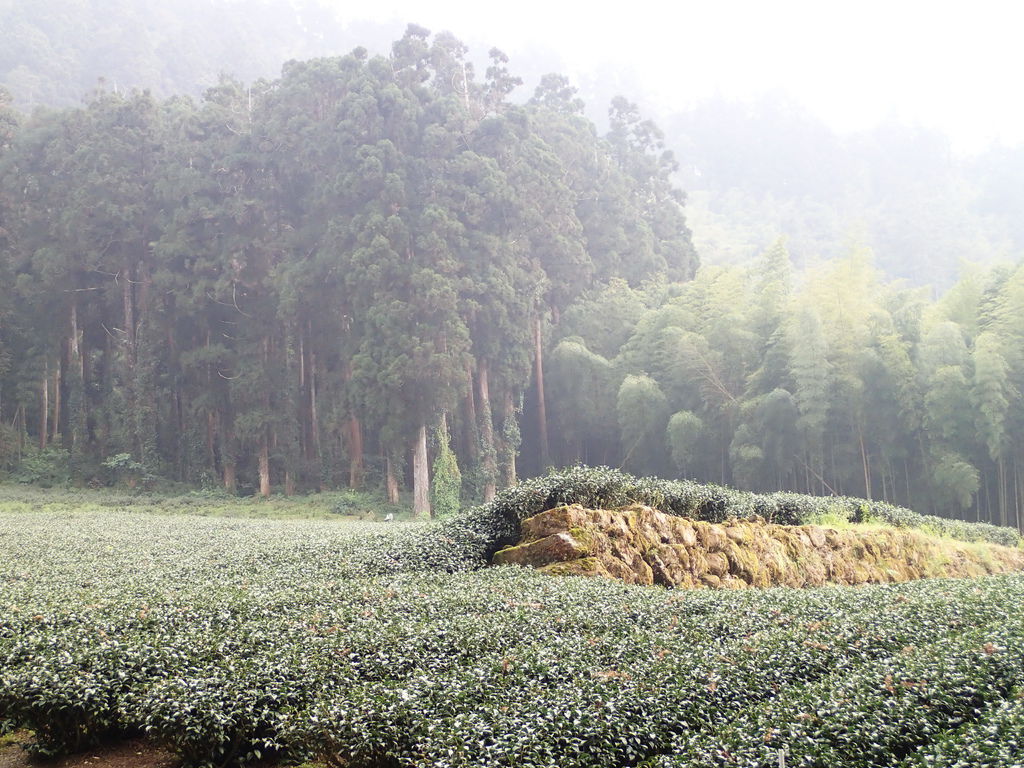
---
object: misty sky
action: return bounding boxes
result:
[339,0,1023,153]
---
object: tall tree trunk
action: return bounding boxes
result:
[297,331,308,460]
[385,456,400,504]
[123,260,136,367]
[174,390,184,481]
[477,358,497,502]
[309,349,321,460]
[223,461,236,493]
[284,470,295,496]
[998,457,1007,528]
[858,425,871,500]
[341,360,363,488]
[412,423,430,518]
[533,315,550,469]
[39,364,48,451]
[68,301,83,454]
[70,301,82,376]
[462,360,479,465]
[259,430,271,498]
[52,359,61,444]
[222,417,236,492]
[500,390,517,488]
[348,415,364,488]
[1014,455,1022,533]
[17,405,25,455]
[206,410,217,469]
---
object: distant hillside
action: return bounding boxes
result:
[663,95,1022,289]
[0,0,392,108]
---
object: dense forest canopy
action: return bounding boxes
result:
[6,0,1024,289]
[1,13,1024,534]
[0,26,697,512]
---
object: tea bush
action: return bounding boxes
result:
[900,692,1024,768]
[2,508,1024,766]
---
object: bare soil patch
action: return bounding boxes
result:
[0,734,177,768]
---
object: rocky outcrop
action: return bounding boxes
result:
[492,504,1024,588]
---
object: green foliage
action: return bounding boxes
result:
[666,410,703,476]
[9,447,69,487]
[929,452,982,512]
[431,424,462,517]
[100,452,149,488]
[0,423,20,473]
[0,26,697,505]
[616,374,670,476]
[1,503,1023,766]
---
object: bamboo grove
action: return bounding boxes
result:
[1,27,1022,531]
[546,249,1024,532]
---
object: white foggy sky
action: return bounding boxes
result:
[330,0,1024,153]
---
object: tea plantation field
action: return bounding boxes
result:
[1,482,1023,767]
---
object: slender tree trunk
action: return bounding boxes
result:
[52,359,61,444]
[348,415,363,488]
[385,456,400,504]
[39,363,48,451]
[533,315,549,469]
[70,301,82,376]
[857,423,871,500]
[462,360,479,465]
[412,423,430,518]
[17,405,25,455]
[123,260,136,367]
[259,430,271,498]
[174,390,184,481]
[222,415,237,492]
[223,461,236,493]
[342,360,363,488]
[1014,455,1022,533]
[500,390,517,488]
[68,301,84,454]
[310,349,321,459]
[984,473,992,523]
[998,457,1007,528]
[298,331,309,460]
[284,470,295,496]
[830,442,839,496]
[477,358,497,502]
[206,411,216,468]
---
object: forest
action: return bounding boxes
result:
[0,22,1023,534]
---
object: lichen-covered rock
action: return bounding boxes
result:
[492,531,587,567]
[492,504,1024,589]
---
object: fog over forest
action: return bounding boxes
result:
[2,0,1024,531]
[4,0,1023,287]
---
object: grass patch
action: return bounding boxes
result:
[0,483,407,521]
